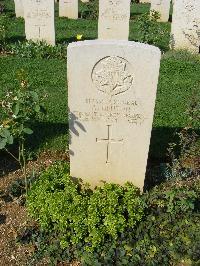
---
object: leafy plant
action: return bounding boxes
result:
[80,0,98,19]
[0,14,9,47]
[25,162,200,265]
[0,69,46,193]
[27,162,144,253]
[6,41,67,59]
[135,11,167,45]
[0,3,5,14]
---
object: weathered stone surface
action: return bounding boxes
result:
[23,0,55,46]
[98,0,131,40]
[59,0,78,19]
[140,0,151,3]
[14,0,24,18]
[150,0,170,22]
[171,0,200,53]
[68,40,161,190]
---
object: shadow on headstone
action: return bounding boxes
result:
[69,109,86,156]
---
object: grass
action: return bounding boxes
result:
[0,0,200,160]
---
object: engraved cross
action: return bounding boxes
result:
[96,125,123,164]
[34,24,45,38]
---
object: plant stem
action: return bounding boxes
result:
[21,138,27,195]
[4,148,20,164]
[19,138,27,195]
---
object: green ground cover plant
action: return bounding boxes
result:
[25,161,200,266]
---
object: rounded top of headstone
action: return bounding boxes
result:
[68,40,161,56]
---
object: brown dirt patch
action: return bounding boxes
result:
[0,150,72,266]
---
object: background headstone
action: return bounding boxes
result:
[98,0,131,40]
[23,0,55,46]
[14,0,24,18]
[150,0,170,22]
[59,0,78,19]
[68,40,161,190]
[171,0,200,53]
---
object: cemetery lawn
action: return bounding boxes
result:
[0,1,200,265]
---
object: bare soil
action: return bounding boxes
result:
[0,151,71,266]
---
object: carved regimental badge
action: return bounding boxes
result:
[92,56,134,98]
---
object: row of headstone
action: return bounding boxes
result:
[15,0,199,53]
[14,0,79,19]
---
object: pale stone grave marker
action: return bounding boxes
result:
[14,0,24,18]
[171,0,200,53]
[68,40,161,190]
[23,0,55,46]
[98,0,131,40]
[150,0,170,22]
[59,0,78,19]
[140,0,151,3]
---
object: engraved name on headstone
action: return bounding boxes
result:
[98,0,131,40]
[59,0,78,19]
[171,0,200,53]
[24,0,55,45]
[68,40,161,190]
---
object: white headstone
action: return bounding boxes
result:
[150,0,170,22]
[14,0,24,18]
[98,0,131,40]
[140,0,151,3]
[68,40,161,190]
[59,0,78,19]
[171,0,200,53]
[23,0,55,46]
